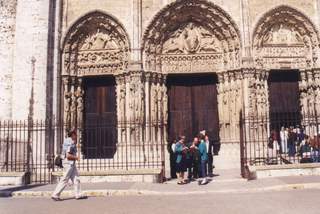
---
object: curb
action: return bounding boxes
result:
[3,182,320,198]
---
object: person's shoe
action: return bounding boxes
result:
[51,196,62,201]
[75,195,88,200]
[200,178,208,185]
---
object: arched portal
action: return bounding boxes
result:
[142,0,242,146]
[251,6,320,139]
[61,11,130,158]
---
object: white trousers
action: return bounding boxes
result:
[281,139,288,153]
[52,163,81,198]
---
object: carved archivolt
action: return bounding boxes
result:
[142,0,241,73]
[253,6,320,70]
[62,11,130,77]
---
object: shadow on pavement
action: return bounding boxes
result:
[0,184,46,198]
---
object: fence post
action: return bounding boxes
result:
[25,117,33,184]
[160,123,166,183]
[5,136,9,172]
[239,111,248,178]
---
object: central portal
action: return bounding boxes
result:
[167,74,219,143]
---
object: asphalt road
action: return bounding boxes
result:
[1,189,320,214]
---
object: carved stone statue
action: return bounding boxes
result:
[70,88,77,127]
[64,93,71,127]
[162,23,221,55]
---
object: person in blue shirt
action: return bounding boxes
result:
[198,132,208,185]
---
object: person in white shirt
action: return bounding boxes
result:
[52,130,86,201]
[280,127,288,154]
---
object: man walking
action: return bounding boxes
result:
[51,130,86,201]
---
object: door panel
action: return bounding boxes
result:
[268,70,301,129]
[83,77,117,159]
[167,74,219,143]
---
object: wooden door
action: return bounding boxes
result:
[268,70,301,129]
[83,77,117,159]
[167,74,219,143]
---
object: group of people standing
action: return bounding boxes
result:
[268,126,320,162]
[168,130,215,185]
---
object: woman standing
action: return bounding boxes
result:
[175,136,188,184]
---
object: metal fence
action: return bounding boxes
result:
[240,111,320,177]
[0,119,56,183]
[0,119,165,184]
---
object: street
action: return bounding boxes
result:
[1,189,320,214]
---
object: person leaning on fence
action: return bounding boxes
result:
[51,130,87,201]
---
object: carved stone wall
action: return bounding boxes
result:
[300,69,320,137]
[144,73,167,145]
[217,70,244,143]
[0,0,17,120]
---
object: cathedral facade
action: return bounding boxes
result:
[1,0,320,171]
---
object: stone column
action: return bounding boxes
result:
[125,69,145,145]
[69,77,77,129]
[75,78,84,156]
[234,70,244,141]
[144,72,151,145]
[299,70,309,117]
[149,73,157,145]
[217,73,225,142]
[115,74,126,144]
[162,75,168,145]
[314,69,320,120]
[62,76,71,131]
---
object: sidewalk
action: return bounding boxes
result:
[1,169,320,198]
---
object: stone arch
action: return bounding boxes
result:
[62,10,130,77]
[142,0,241,73]
[61,11,131,133]
[252,5,320,70]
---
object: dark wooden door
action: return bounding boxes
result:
[83,77,117,159]
[268,70,301,129]
[167,74,219,143]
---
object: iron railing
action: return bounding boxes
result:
[240,110,320,175]
[0,119,165,183]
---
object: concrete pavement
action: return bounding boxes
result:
[1,189,320,214]
[1,172,320,198]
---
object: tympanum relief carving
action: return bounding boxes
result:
[253,6,320,70]
[63,12,129,77]
[77,30,127,76]
[160,23,225,73]
[143,0,241,74]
